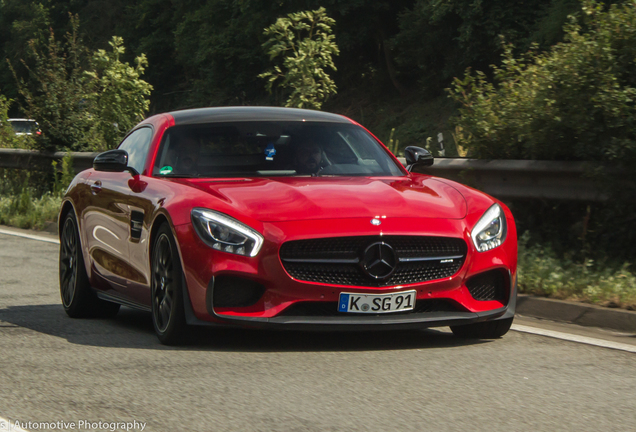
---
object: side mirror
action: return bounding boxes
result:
[93,149,138,175]
[404,146,434,171]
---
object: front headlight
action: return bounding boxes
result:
[471,203,507,252]
[191,208,264,257]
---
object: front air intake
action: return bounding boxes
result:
[212,276,265,308]
[465,270,508,302]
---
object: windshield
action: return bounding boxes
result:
[152,121,404,178]
[9,120,38,134]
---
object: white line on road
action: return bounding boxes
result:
[0,228,59,245]
[512,324,636,353]
[2,226,635,355]
[0,416,30,432]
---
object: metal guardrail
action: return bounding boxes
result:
[399,157,614,201]
[0,149,98,174]
[0,148,623,201]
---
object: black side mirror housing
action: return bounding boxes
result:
[404,146,434,171]
[93,149,138,175]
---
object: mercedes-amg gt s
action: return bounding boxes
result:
[58,107,517,344]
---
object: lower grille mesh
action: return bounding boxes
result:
[466,270,508,301]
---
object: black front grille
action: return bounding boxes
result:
[280,236,467,287]
[465,270,508,302]
[279,299,461,317]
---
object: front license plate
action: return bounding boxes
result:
[338,290,417,314]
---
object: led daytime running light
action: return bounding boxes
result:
[191,208,264,257]
[471,204,507,252]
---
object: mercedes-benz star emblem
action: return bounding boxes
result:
[362,242,397,280]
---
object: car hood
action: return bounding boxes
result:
[178,176,467,222]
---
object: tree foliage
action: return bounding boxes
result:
[10,15,92,151]
[84,37,152,149]
[448,0,636,164]
[259,7,340,109]
[0,94,24,149]
[10,14,152,151]
[393,0,585,93]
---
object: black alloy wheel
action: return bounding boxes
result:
[151,223,187,344]
[59,212,120,318]
[59,216,79,308]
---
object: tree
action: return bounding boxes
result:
[393,0,582,93]
[10,14,93,151]
[10,14,152,151]
[259,7,340,110]
[0,94,24,148]
[447,0,636,163]
[84,36,153,150]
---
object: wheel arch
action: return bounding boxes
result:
[148,211,176,257]
[58,198,95,287]
[58,199,77,239]
[148,209,200,330]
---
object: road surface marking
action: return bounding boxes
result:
[0,228,59,245]
[512,324,636,353]
[1,227,635,355]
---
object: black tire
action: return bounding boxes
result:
[151,223,188,345]
[450,317,514,339]
[59,212,120,318]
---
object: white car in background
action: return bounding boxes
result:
[8,119,41,136]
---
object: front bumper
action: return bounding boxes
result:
[174,216,518,329]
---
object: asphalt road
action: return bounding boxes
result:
[1,231,635,432]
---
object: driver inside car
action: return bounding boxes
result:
[171,136,200,175]
[294,142,323,175]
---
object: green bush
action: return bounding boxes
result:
[0,189,61,230]
[0,93,34,149]
[0,151,73,230]
[518,232,636,309]
[10,14,152,152]
[448,0,636,163]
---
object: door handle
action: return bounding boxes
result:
[90,180,102,194]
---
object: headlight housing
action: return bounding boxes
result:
[471,203,507,252]
[191,208,264,257]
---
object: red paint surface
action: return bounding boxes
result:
[62,109,518,326]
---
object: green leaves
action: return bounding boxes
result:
[84,36,153,150]
[448,0,636,163]
[10,14,152,152]
[0,94,28,149]
[259,7,339,110]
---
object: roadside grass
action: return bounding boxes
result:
[518,233,636,310]
[0,190,61,230]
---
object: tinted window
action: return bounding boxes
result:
[9,120,38,133]
[153,122,404,178]
[118,127,153,174]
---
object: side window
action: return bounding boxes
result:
[118,127,153,174]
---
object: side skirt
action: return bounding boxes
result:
[95,290,151,312]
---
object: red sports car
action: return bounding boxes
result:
[58,107,517,344]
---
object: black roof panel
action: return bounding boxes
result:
[169,106,351,125]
